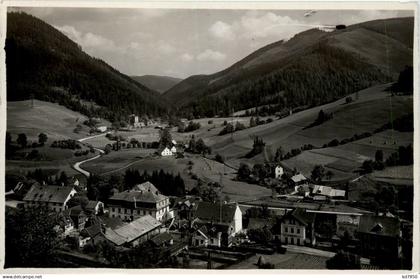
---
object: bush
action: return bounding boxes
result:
[215,153,224,163]
[327,139,339,147]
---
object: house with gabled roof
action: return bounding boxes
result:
[157,146,174,156]
[66,206,88,230]
[108,181,171,222]
[279,208,316,246]
[194,201,242,237]
[23,184,76,212]
[288,173,307,186]
[356,215,402,264]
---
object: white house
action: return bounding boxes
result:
[170,146,177,153]
[279,208,316,246]
[159,147,173,156]
[23,184,77,212]
[107,181,171,222]
[274,165,284,179]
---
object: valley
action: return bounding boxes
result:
[4,10,415,270]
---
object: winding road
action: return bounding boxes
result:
[72,133,107,177]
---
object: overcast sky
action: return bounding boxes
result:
[13,7,413,79]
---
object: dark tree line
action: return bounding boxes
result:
[187,135,211,155]
[124,169,186,196]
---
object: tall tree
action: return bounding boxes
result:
[311,165,326,183]
[17,133,27,148]
[159,128,172,148]
[38,133,48,145]
[5,207,60,267]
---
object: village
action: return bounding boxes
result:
[5,113,413,269]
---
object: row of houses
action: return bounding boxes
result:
[13,179,409,266]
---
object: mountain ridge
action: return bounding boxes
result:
[163,17,413,118]
[6,12,168,121]
[131,75,182,93]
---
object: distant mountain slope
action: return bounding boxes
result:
[131,75,182,93]
[163,17,413,118]
[6,12,168,121]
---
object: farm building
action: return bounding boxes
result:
[96,126,107,132]
[194,202,243,236]
[312,185,346,199]
[103,215,163,247]
[158,147,174,156]
[279,208,316,246]
[23,184,76,212]
[192,224,228,247]
[172,196,197,220]
[107,181,172,222]
[289,173,308,186]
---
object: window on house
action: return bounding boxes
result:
[297,228,300,234]
[291,228,294,234]
[285,227,288,233]
[297,239,300,245]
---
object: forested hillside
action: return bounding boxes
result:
[6,12,168,121]
[164,17,413,118]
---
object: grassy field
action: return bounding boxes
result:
[6,146,99,177]
[198,84,413,182]
[369,165,413,185]
[281,129,412,181]
[6,100,105,141]
[82,149,271,201]
[209,84,412,160]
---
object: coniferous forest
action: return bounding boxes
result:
[6,12,168,122]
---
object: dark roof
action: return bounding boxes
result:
[99,216,125,230]
[194,202,239,224]
[247,217,275,230]
[23,184,74,204]
[81,224,102,238]
[283,208,315,226]
[196,223,229,238]
[85,200,102,211]
[150,232,173,246]
[358,215,400,237]
[67,206,86,217]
